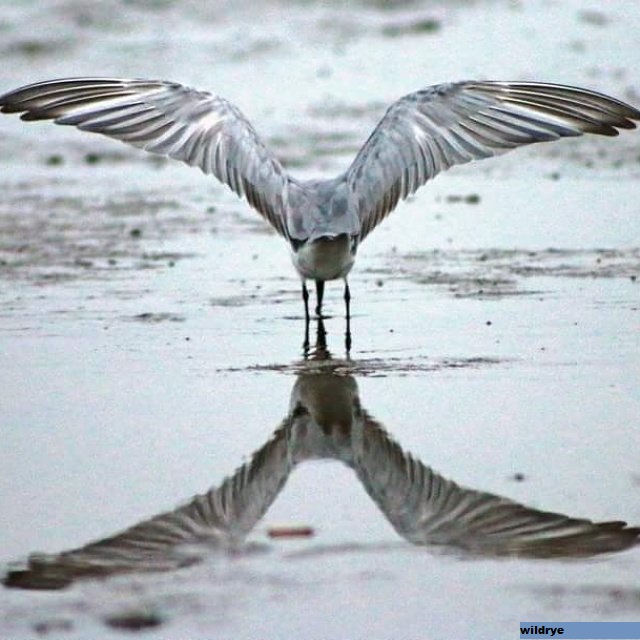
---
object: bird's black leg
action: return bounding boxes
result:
[344,281,351,318]
[315,280,325,317]
[344,280,352,354]
[316,316,328,353]
[302,282,310,321]
[302,282,310,355]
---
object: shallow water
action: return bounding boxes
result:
[1,0,639,638]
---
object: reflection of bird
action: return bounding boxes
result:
[1,78,638,325]
[289,369,639,558]
[5,362,637,589]
[4,423,293,589]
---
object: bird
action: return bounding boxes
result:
[1,77,639,330]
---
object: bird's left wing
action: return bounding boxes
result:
[3,422,292,589]
[346,81,640,241]
[0,77,290,235]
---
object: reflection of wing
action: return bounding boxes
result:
[347,82,640,240]
[4,423,291,590]
[0,78,290,235]
[354,415,639,557]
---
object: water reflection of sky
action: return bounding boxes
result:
[5,324,637,590]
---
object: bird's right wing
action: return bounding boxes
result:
[0,77,290,236]
[355,415,639,557]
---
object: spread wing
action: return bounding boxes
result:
[0,77,289,236]
[3,423,292,589]
[355,415,639,557]
[347,81,640,240]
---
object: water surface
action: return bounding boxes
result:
[1,0,639,637]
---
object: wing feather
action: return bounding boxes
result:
[0,77,290,236]
[356,414,640,557]
[347,81,640,241]
[3,421,292,588]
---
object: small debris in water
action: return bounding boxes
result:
[381,17,441,38]
[268,526,315,539]
[130,228,142,238]
[130,312,186,323]
[45,154,63,166]
[16,39,54,56]
[104,610,164,632]
[446,193,480,204]
[512,473,526,482]
[577,9,608,27]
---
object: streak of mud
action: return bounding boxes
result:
[368,248,640,299]
[0,183,201,286]
[221,355,503,376]
[529,584,640,615]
